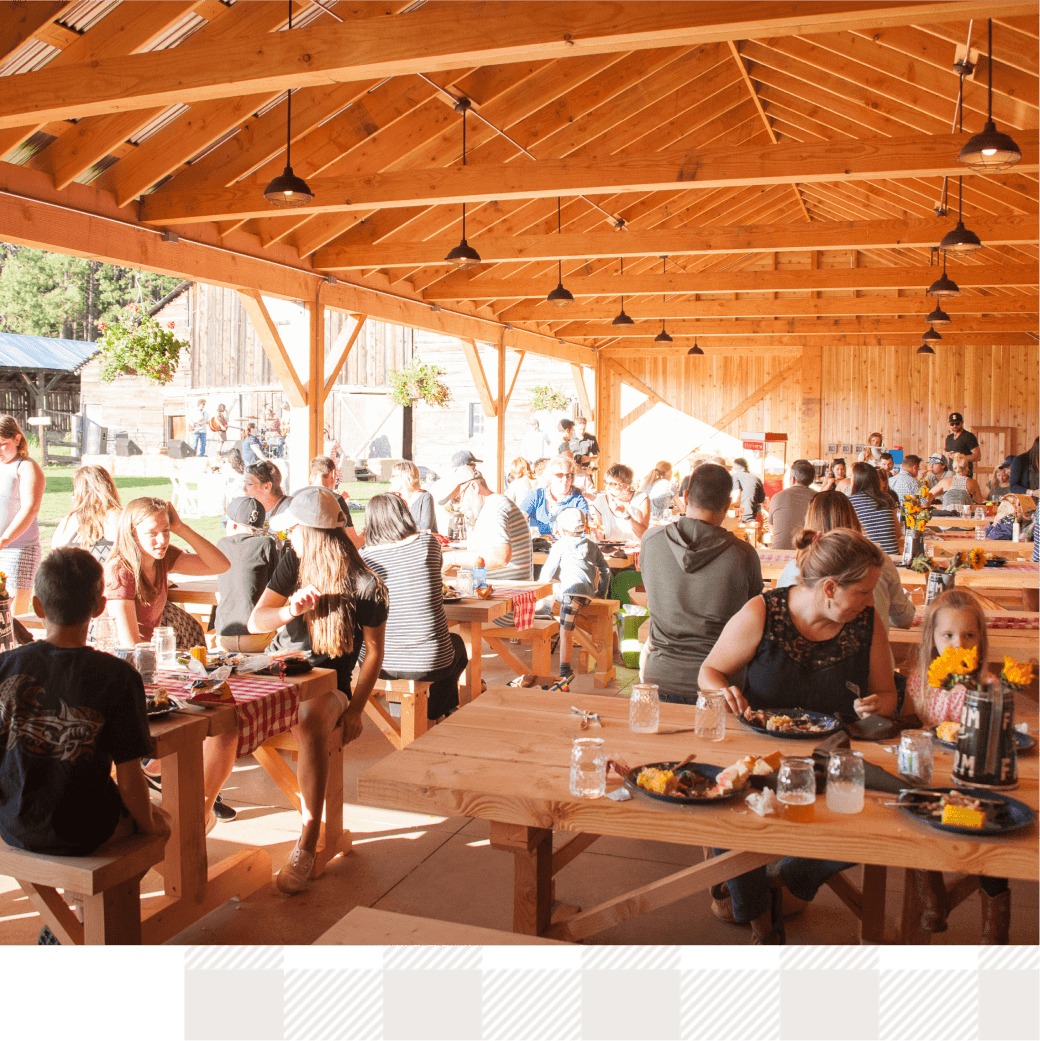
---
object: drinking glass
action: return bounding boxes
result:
[695,690,726,742]
[152,625,176,667]
[569,737,606,799]
[777,757,816,822]
[90,615,118,653]
[455,568,474,598]
[629,683,659,733]
[826,750,865,814]
[898,729,934,786]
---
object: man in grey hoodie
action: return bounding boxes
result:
[640,464,763,703]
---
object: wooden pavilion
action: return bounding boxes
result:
[1,1,1037,489]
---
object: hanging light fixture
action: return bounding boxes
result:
[653,257,672,342]
[917,342,936,355]
[959,19,1022,172]
[922,325,943,344]
[926,303,952,327]
[927,252,960,298]
[445,98,481,268]
[263,3,314,206]
[546,198,574,307]
[687,340,703,356]
[941,84,983,254]
[611,257,634,326]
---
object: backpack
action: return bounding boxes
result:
[752,479,766,506]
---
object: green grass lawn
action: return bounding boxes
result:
[36,463,389,552]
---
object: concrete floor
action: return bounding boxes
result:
[1,645,1036,946]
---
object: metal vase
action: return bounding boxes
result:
[924,570,955,605]
[952,680,1018,790]
[0,593,16,654]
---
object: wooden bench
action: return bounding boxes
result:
[0,831,167,944]
[480,617,559,679]
[252,721,353,880]
[360,677,430,750]
[550,597,620,687]
[314,905,570,945]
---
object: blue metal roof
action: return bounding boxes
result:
[0,333,98,373]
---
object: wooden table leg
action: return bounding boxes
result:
[859,864,887,944]
[898,868,935,944]
[490,822,553,935]
[161,720,208,899]
[82,874,147,945]
[458,620,482,705]
[589,606,616,688]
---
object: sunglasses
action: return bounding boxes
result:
[552,471,574,479]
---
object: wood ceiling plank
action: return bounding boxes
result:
[139,133,1040,226]
[426,264,1038,300]
[920,20,1039,77]
[4,2,1034,128]
[33,0,291,191]
[602,331,1036,353]
[315,213,1035,269]
[0,1,71,61]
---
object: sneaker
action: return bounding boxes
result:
[212,795,237,821]
[276,844,316,895]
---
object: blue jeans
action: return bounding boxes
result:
[713,849,855,923]
[192,431,207,457]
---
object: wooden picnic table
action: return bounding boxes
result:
[139,666,339,943]
[358,688,1038,944]
[534,547,639,572]
[890,611,1040,662]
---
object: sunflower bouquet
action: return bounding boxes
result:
[903,496,932,533]
[928,645,980,690]
[910,548,986,575]
[1001,657,1035,689]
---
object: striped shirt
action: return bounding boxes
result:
[360,533,453,674]
[848,492,900,554]
[474,494,533,582]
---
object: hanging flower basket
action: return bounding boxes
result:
[96,304,187,386]
[387,356,452,409]
[529,384,569,413]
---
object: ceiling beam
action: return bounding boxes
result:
[138,133,1040,225]
[602,333,1039,354]
[2,2,1031,129]
[313,214,1037,269]
[499,295,1040,321]
[426,265,1039,299]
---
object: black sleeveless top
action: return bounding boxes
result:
[743,587,874,717]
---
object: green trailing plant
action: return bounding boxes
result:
[387,356,452,408]
[529,384,569,413]
[96,304,187,385]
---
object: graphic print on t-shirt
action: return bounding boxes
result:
[0,674,104,762]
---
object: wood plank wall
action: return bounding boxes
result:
[619,345,1039,472]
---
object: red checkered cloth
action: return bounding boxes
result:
[1002,562,1039,572]
[491,587,537,631]
[148,670,300,758]
[911,614,1038,630]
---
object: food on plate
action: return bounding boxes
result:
[636,767,676,795]
[936,721,961,743]
[476,585,494,600]
[150,687,170,708]
[716,760,751,792]
[753,750,783,774]
[190,645,208,664]
[941,803,987,828]
[766,714,793,731]
[742,707,834,733]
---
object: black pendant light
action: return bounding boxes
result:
[546,198,574,307]
[611,257,634,326]
[927,252,960,298]
[959,20,1022,172]
[653,257,672,342]
[264,3,314,207]
[917,342,936,355]
[687,340,703,356]
[926,303,952,328]
[445,98,481,269]
[941,88,983,255]
[922,325,943,344]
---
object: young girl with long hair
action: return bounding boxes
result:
[51,464,122,561]
[902,588,1008,943]
[0,414,46,615]
[248,486,388,894]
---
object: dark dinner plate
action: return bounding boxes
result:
[932,727,1036,753]
[622,761,750,805]
[442,594,465,604]
[739,708,842,740]
[146,697,181,718]
[896,788,1034,836]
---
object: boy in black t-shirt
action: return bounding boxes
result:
[214,496,283,652]
[0,547,170,856]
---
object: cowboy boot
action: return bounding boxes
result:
[980,889,1011,945]
[907,869,948,933]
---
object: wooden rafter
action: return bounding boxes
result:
[708,360,801,432]
[236,290,307,407]
[138,133,1039,225]
[461,339,498,418]
[323,314,367,400]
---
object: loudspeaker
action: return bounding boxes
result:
[168,439,196,459]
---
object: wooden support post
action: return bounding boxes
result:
[494,339,506,494]
[594,355,618,492]
[798,345,822,461]
[307,299,325,464]
[571,364,593,420]
[489,822,553,936]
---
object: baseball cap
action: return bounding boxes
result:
[275,486,347,530]
[557,507,586,536]
[437,465,481,505]
[451,450,482,467]
[948,412,964,424]
[225,496,266,528]
[927,452,946,465]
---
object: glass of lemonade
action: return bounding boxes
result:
[569,737,606,799]
[777,757,817,822]
[629,683,659,733]
[695,690,726,742]
[826,750,865,814]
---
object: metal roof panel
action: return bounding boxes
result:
[0,333,98,372]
